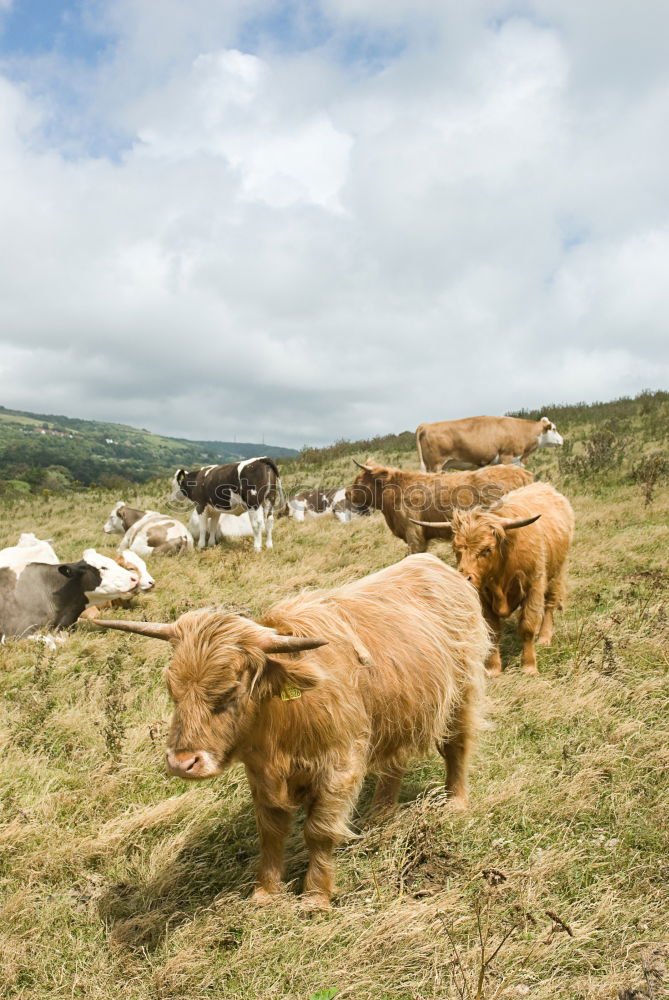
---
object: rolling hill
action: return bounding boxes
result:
[0,405,298,494]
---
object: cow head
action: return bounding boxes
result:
[87,611,327,779]
[81,549,140,604]
[118,549,155,591]
[537,417,563,449]
[104,502,126,534]
[449,509,541,591]
[170,469,194,503]
[346,457,385,514]
[58,560,103,594]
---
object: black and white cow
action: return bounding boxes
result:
[171,457,282,551]
[0,558,139,639]
[284,487,363,523]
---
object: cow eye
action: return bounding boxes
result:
[211,696,236,715]
[478,548,491,558]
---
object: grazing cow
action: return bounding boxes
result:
[347,458,533,555]
[285,487,365,524]
[416,415,564,472]
[0,551,140,639]
[413,482,574,675]
[88,553,490,909]
[171,458,282,552]
[188,509,262,545]
[104,503,193,557]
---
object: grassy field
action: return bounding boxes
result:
[1,400,668,1000]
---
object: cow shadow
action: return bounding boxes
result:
[98,803,260,950]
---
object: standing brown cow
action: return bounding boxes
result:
[416,415,564,472]
[413,482,574,675]
[347,458,533,554]
[88,554,489,909]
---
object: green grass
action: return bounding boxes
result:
[1,401,668,999]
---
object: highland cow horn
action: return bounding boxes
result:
[498,514,541,531]
[352,459,373,471]
[409,517,452,529]
[258,632,329,654]
[86,618,178,640]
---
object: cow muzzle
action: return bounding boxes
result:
[166,748,218,780]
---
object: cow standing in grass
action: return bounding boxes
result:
[171,458,282,552]
[413,482,574,675]
[416,415,564,472]
[89,554,489,909]
[347,458,533,555]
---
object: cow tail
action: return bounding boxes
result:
[416,428,427,473]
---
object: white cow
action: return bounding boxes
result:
[187,509,264,545]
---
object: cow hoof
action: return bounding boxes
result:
[446,794,469,812]
[521,664,539,676]
[485,665,502,677]
[250,887,279,906]
[537,635,552,647]
[300,892,331,912]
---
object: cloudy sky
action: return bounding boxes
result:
[1,0,668,448]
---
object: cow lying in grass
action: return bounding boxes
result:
[347,458,533,554]
[104,503,193,556]
[413,482,574,675]
[0,547,142,639]
[88,553,489,909]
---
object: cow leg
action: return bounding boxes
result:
[206,512,219,547]
[518,581,546,675]
[302,768,363,909]
[252,800,293,905]
[263,500,274,549]
[538,565,567,646]
[483,606,503,676]
[436,684,478,809]
[404,523,428,556]
[197,510,209,549]
[248,507,263,553]
[369,768,404,816]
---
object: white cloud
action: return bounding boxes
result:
[0,1,667,447]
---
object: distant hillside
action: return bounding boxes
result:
[0,405,297,495]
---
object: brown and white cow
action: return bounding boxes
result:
[171,458,282,552]
[413,481,574,675]
[347,458,533,554]
[87,553,489,909]
[416,415,564,472]
[104,503,193,556]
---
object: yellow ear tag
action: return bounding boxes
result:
[280,684,302,701]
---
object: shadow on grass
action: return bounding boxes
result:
[98,804,259,951]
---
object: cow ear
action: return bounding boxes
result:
[58,564,81,579]
[176,469,186,484]
[252,656,324,701]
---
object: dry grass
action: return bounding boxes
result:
[1,446,668,999]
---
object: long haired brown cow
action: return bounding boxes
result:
[89,554,490,909]
[413,482,574,675]
[416,415,563,472]
[347,458,533,555]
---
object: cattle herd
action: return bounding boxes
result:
[1,413,573,910]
